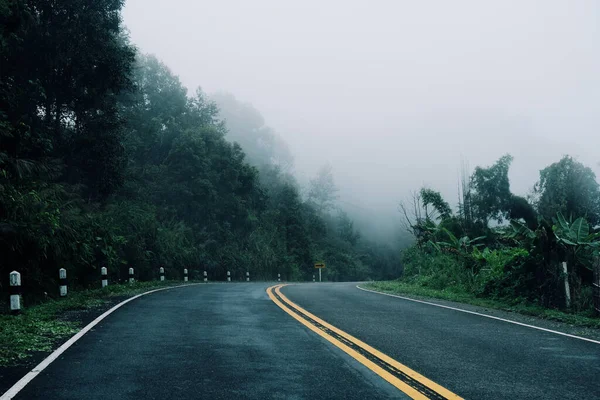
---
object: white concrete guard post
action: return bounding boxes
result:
[59,268,67,297]
[9,271,21,314]
[313,274,315,282]
[278,273,281,282]
[246,271,250,282]
[183,268,188,282]
[562,261,571,308]
[159,266,165,281]
[227,271,231,282]
[203,270,207,282]
[129,267,134,284]
[101,267,108,288]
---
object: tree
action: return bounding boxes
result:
[470,154,514,225]
[507,195,537,228]
[121,54,189,169]
[212,92,294,173]
[420,188,452,221]
[272,183,312,277]
[1,0,135,199]
[533,156,600,226]
[337,211,360,246]
[308,164,339,213]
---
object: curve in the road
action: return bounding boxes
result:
[267,284,462,400]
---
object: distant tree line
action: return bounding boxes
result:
[0,1,400,302]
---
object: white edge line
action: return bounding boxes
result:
[1,283,202,400]
[356,285,600,346]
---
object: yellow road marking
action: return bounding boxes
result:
[267,284,463,400]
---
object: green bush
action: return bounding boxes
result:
[401,247,471,291]
[472,247,533,299]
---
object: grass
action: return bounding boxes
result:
[362,281,600,329]
[0,281,196,367]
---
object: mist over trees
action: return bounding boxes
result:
[0,1,401,301]
[213,91,402,281]
[212,92,294,175]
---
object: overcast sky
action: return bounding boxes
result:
[123,0,600,219]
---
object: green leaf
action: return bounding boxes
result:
[556,212,569,231]
[559,238,577,246]
[441,228,458,246]
[571,217,589,242]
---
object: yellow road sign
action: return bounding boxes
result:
[314,262,325,269]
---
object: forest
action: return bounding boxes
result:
[0,0,400,303]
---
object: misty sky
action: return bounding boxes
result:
[123,0,600,218]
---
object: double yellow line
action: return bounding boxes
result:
[267,284,462,400]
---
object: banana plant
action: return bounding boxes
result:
[437,228,486,254]
[553,212,600,248]
[552,212,600,269]
[504,220,536,241]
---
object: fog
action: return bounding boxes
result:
[123,0,600,238]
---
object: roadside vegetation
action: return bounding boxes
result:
[383,154,600,324]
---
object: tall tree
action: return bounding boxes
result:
[337,211,360,246]
[470,154,514,224]
[212,92,294,173]
[533,156,600,225]
[420,188,452,221]
[308,164,339,213]
[1,0,135,199]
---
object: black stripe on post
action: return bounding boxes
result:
[8,285,21,295]
[59,278,67,286]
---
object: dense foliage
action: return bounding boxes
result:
[400,155,600,314]
[0,3,400,303]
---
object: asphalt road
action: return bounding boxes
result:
[10,283,401,400]
[7,282,600,399]
[282,283,600,400]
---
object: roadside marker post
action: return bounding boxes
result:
[246,271,250,282]
[277,273,281,282]
[129,268,134,284]
[203,270,207,282]
[562,261,571,308]
[313,275,315,282]
[101,267,108,288]
[159,266,165,282]
[9,271,21,314]
[227,271,231,282]
[59,268,67,297]
[183,269,188,282]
